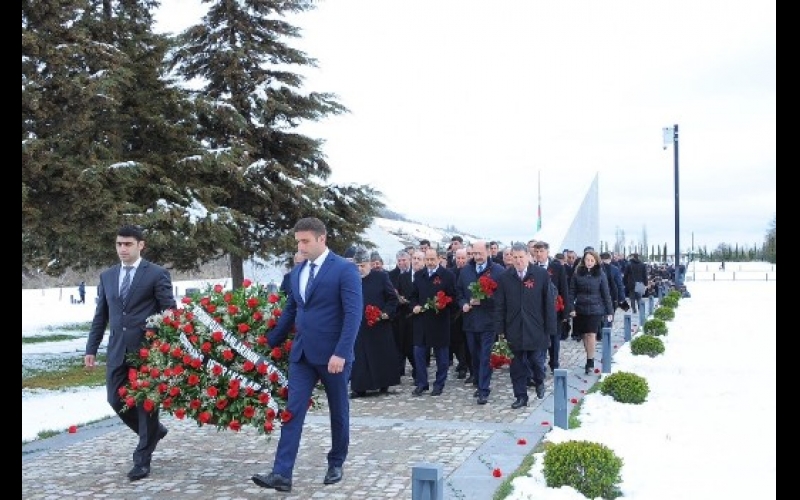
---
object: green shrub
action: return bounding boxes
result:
[643,318,668,336]
[600,371,649,404]
[666,289,682,301]
[543,440,623,499]
[630,334,665,357]
[660,295,679,309]
[653,306,675,321]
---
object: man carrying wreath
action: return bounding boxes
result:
[455,240,506,405]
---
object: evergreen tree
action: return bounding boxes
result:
[23,0,133,274]
[167,0,383,287]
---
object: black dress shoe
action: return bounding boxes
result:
[464,375,476,384]
[349,390,366,398]
[127,464,150,481]
[411,386,428,396]
[252,472,292,492]
[157,425,168,441]
[379,387,389,393]
[511,397,528,409]
[526,378,536,387]
[323,466,344,485]
[477,395,488,405]
[473,389,480,397]
[430,387,443,396]
[535,383,545,399]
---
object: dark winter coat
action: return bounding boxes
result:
[569,264,614,316]
[493,264,557,352]
[410,266,457,348]
[350,269,401,392]
[456,260,505,333]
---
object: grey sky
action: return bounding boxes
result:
[156,0,776,251]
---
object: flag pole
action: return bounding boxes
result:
[536,170,542,233]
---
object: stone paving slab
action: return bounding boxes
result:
[22,315,635,499]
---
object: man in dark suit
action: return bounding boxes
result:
[532,241,572,372]
[493,243,557,409]
[409,248,457,396]
[85,224,176,481]
[252,218,363,493]
[388,250,414,377]
[456,240,504,405]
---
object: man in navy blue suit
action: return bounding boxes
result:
[252,217,363,493]
[85,224,176,481]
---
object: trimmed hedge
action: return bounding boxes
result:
[630,334,665,357]
[643,318,668,336]
[543,440,623,499]
[600,371,649,404]
[653,306,675,321]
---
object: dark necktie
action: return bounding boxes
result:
[305,263,317,300]
[120,266,133,301]
[476,264,484,273]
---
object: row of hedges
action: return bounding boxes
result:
[539,289,685,499]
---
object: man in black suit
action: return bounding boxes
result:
[85,225,176,481]
[493,243,556,408]
[388,250,414,376]
[532,241,572,372]
[409,248,457,396]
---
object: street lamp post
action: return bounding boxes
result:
[663,124,682,285]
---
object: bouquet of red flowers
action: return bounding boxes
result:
[555,294,565,312]
[469,274,498,301]
[365,304,384,327]
[490,337,513,369]
[422,290,453,313]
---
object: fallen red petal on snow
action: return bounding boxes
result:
[517,438,527,445]
[614,344,619,349]
[594,368,601,373]
[492,468,502,477]
[68,425,78,433]
[570,398,578,404]
[541,421,550,426]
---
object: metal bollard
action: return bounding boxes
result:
[638,301,646,326]
[412,463,443,500]
[624,314,632,342]
[553,369,569,429]
[601,326,612,373]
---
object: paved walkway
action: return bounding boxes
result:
[22,315,634,499]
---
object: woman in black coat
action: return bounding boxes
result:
[349,250,401,397]
[569,250,614,374]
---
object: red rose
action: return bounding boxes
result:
[242,279,253,288]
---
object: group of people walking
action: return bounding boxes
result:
[344,236,646,409]
[83,218,651,492]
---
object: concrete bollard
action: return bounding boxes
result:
[601,326,612,373]
[624,314,632,342]
[412,463,443,500]
[553,369,569,429]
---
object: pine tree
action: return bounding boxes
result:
[167,0,383,286]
